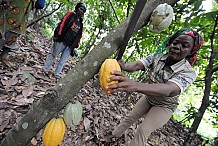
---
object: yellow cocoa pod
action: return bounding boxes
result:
[99,59,121,94]
[42,117,66,146]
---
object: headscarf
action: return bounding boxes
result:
[75,2,86,12]
[155,28,204,66]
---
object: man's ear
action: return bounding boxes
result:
[188,51,192,55]
[188,49,194,56]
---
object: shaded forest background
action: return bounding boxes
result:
[0,0,218,145]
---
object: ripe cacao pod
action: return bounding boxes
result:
[99,59,121,94]
[42,117,66,146]
[63,101,83,128]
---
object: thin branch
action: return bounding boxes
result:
[44,0,52,10]
[82,26,100,58]
[208,15,218,74]
[212,66,218,73]
[116,0,147,60]
[195,79,205,82]
[27,3,63,28]
[126,0,132,17]
[109,0,120,24]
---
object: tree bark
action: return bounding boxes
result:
[0,0,179,145]
[190,14,218,133]
[183,14,218,146]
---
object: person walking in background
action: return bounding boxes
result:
[43,2,86,78]
[0,0,36,66]
[107,28,204,146]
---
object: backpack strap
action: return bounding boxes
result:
[58,11,74,36]
[62,13,77,35]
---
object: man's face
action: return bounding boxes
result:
[77,7,85,17]
[168,34,194,62]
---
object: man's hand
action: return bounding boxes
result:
[73,48,78,57]
[106,70,138,94]
[117,60,126,70]
[70,48,78,57]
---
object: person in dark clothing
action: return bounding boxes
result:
[43,2,86,77]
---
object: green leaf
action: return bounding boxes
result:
[22,71,36,85]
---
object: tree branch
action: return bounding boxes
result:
[27,3,63,28]
[109,0,120,24]
[188,12,218,136]
[212,66,218,73]
[126,0,132,17]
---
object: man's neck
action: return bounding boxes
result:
[165,58,179,66]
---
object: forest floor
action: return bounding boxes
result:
[0,29,206,146]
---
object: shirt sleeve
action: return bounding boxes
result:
[139,54,154,69]
[168,70,197,93]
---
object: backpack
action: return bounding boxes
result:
[35,0,45,9]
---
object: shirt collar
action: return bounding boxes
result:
[160,54,190,72]
[171,59,188,72]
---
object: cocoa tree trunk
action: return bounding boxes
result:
[190,14,218,133]
[0,0,179,145]
[183,14,218,146]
